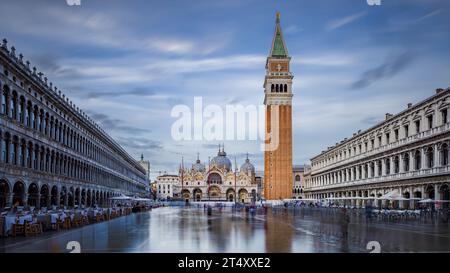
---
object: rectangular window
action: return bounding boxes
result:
[404,125,409,138]
[371,139,374,150]
[378,136,382,147]
[442,109,448,124]
[415,120,420,134]
[427,115,433,129]
[386,133,390,144]
[394,129,399,141]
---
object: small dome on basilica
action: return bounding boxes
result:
[211,145,232,171]
[191,154,206,172]
[240,155,255,174]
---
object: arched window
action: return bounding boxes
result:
[10,92,17,119]
[1,85,8,115]
[1,137,7,163]
[18,97,25,124]
[394,156,399,173]
[275,84,279,92]
[414,150,421,170]
[271,84,274,92]
[385,159,390,175]
[403,153,410,172]
[10,138,17,165]
[426,147,434,168]
[284,84,287,92]
[441,143,449,166]
[295,175,301,181]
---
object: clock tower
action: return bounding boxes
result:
[264,12,293,200]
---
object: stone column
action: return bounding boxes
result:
[409,151,415,171]
[421,148,426,170]
[434,144,439,168]
[399,187,404,209]
[399,156,405,173]
[381,159,386,176]
[407,186,412,209]
[435,184,441,210]
[381,195,387,209]
[7,192,13,208]
[390,157,395,175]
[46,193,51,208]
[23,193,28,207]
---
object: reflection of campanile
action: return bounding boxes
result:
[264,12,293,200]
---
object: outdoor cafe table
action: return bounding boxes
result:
[2,214,33,236]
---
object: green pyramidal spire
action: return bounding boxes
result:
[270,12,288,57]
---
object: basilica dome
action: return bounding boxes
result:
[240,157,255,174]
[191,158,206,173]
[211,148,232,171]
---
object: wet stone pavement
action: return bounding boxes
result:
[1,206,449,253]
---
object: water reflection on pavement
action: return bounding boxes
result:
[1,206,449,253]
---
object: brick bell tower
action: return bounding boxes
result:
[264,12,293,200]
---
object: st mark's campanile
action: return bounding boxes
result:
[264,12,293,200]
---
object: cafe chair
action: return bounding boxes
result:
[72,214,83,227]
[81,215,89,225]
[12,219,25,237]
[30,222,43,235]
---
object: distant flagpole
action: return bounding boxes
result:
[234,156,237,204]
[208,156,211,201]
[181,157,184,200]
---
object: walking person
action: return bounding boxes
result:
[365,200,373,223]
[340,208,350,241]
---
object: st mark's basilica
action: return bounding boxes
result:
[177,146,258,203]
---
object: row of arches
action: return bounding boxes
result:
[270,84,288,93]
[307,184,450,209]
[1,81,146,182]
[0,179,121,209]
[180,187,256,203]
[309,142,449,188]
[0,129,145,193]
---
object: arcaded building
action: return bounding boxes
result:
[0,39,148,209]
[304,88,450,208]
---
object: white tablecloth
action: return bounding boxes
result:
[4,216,17,235]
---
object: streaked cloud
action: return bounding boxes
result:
[415,9,443,23]
[351,51,416,89]
[326,11,367,31]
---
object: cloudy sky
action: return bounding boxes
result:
[1,0,449,179]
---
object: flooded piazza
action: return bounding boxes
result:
[1,206,449,253]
